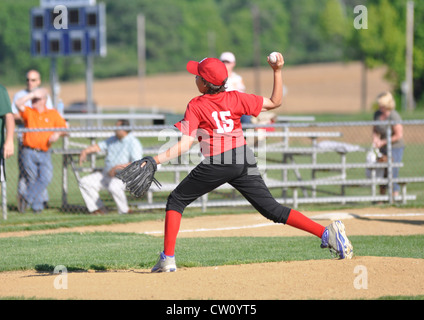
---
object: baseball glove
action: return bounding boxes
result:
[116,156,161,197]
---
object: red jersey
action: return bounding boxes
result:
[175,91,263,156]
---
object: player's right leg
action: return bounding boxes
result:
[151,161,244,273]
[151,251,177,273]
[150,209,180,273]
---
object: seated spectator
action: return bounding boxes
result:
[251,112,277,146]
[78,120,143,214]
[14,88,68,213]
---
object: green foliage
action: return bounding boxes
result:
[356,0,405,80]
[345,0,424,105]
[0,1,48,83]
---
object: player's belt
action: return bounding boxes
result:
[23,146,46,152]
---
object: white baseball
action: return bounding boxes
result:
[269,52,278,63]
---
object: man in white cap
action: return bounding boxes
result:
[219,52,246,93]
[220,52,250,124]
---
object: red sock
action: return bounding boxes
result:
[163,210,182,257]
[286,209,325,238]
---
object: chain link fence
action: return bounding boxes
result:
[4,118,424,218]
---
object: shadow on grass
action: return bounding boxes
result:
[34,264,107,272]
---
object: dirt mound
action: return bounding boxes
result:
[0,256,422,300]
[0,207,423,300]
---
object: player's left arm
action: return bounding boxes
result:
[154,134,195,165]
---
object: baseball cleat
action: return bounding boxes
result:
[151,251,177,273]
[321,220,353,259]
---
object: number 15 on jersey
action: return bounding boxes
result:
[212,111,234,133]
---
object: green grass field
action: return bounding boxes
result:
[1,231,423,272]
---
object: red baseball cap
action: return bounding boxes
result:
[186,57,228,86]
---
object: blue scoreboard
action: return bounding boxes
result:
[30,1,106,57]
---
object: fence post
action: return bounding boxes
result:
[386,124,393,204]
[371,168,377,197]
[62,135,69,209]
[2,180,6,220]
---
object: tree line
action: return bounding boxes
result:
[0,0,423,107]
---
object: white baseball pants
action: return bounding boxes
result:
[79,171,129,214]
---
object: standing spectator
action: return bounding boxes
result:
[78,120,143,214]
[14,88,67,213]
[219,52,251,124]
[11,70,54,121]
[0,84,15,187]
[219,52,246,93]
[372,91,405,198]
[12,70,53,211]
